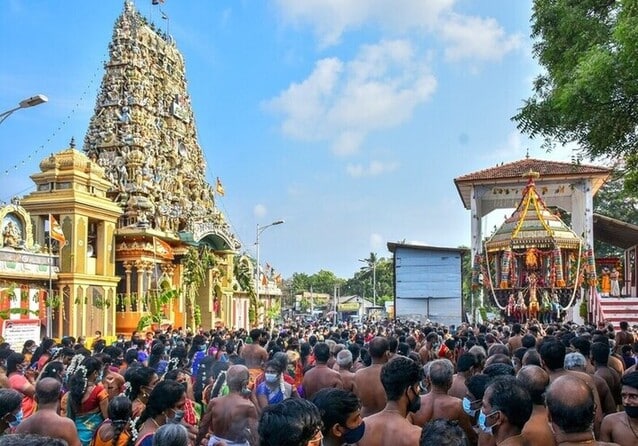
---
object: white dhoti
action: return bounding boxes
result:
[208,434,250,446]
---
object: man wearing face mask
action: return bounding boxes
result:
[312,388,365,446]
[601,371,638,445]
[358,356,423,446]
[15,378,81,446]
[478,376,532,446]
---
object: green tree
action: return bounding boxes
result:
[309,270,345,294]
[234,254,257,326]
[514,0,638,160]
[182,246,217,330]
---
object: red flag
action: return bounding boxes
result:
[261,273,268,286]
[49,215,66,246]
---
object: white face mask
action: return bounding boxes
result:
[265,372,278,383]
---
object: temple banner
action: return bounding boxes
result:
[2,319,40,351]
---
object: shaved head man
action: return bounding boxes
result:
[15,378,81,446]
[516,365,554,446]
[546,375,618,446]
[198,365,258,446]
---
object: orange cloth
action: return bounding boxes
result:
[91,420,131,446]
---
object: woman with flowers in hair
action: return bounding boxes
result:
[124,366,159,419]
[90,395,132,446]
[133,379,188,446]
[66,356,109,446]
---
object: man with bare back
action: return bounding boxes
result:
[240,329,268,389]
[302,342,343,400]
[205,365,258,446]
[354,337,390,417]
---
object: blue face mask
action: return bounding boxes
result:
[198,345,206,351]
[9,409,22,428]
[478,410,498,435]
[462,397,477,417]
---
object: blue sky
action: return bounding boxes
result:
[0,0,577,279]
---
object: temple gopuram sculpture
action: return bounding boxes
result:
[474,170,590,323]
[81,1,243,335]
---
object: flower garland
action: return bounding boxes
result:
[129,416,140,442]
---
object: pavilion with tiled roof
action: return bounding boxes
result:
[454,157,611,275]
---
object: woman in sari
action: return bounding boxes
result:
[124,366,159,419]
[66,356,108,446]
[255,360,297,411]
[6,353,36,419]
[133,379,187,446]
[90,395,132,446]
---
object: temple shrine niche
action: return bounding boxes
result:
[474,171,590,323]
[0,200,56,346]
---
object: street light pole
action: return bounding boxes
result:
[0,94,48,125]
[255,220,285,322]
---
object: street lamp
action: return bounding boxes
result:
[359,257,377,306]
[255,220,285,310]
[0,94,48,125]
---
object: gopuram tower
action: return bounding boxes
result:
[83,1,241,334]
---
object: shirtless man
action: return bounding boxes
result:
[448,353,477,400]
[15,378,81,446]
[601,371,638,445]
[302,342,343,400]
[354,337,390,417]
[202,365,258,446]
[547,375,619,446]
[408,359,476,444]
[336,349,356,392]
[507,323,523,354]
[516,365,555,446]
[540,339,604,437]
[592,342,622,406]
[240,329,268,388]
[418,332,439,364]
[358,357,422,446]
[615,321,635,354]
[565,352,616,416]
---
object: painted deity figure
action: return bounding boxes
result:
[2,221,20,248]
[515,291,527,323]
[506,293,516,318]
[610,268,621,297]
[551,293,562,322]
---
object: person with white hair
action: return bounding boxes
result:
[564,352,616,416]
[152,423,188,446]
[336,349,355,392]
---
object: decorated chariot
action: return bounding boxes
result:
[472,171,595,323]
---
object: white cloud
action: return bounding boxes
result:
[346,160,399,177]
[274,0,454,48]
[254,204,267,218]
[439,14,522,62]
[273,0,521,63]
[264,39,436,155]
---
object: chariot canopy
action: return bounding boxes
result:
[476,170,589,318]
